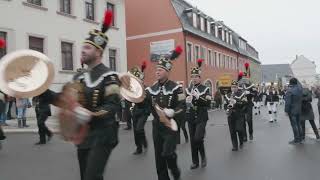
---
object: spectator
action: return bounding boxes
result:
[0,91,9,126]
[300,85,319,140]
[285,78,303,144]
[214,90,222,109]
[16,98,30,128]
[315,86,320,129]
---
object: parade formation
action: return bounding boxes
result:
[1,6,320,180]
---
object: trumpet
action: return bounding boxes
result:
[225,93,236,109]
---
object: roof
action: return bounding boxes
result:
[291,55,316,67]
[261,64,294,83]
[171,0,260,63]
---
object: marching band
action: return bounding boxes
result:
[0,8,312,180]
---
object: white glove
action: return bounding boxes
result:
[245,90,251,95]
[192,89,200,99]
[74,106,92,125]
[163,108,175,118]
[186,96,193,103]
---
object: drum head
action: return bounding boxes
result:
[0,50,54,98]
[120,73,145,103]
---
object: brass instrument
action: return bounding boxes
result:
[154,104,178,131]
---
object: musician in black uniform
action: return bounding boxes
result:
[146,46,184,180]
[32,92,53,145]
[253,88,262,115]
[123,99,132,130]
[42,11,121,180]
[186,59,211,169]
[238,63,255,142]
[266,82,280,123]
[129,62,151,155]
[225,77,247,151]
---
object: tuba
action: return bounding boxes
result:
[0,50,145,143]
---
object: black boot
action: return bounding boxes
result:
[47,131,53,141]
[190,164,199,169]
[249,134,253,140]
[133,147,143,155]
[22,118,29,128]
[35,134,46,145]
[199,143,207,168]
[18,119,23,128]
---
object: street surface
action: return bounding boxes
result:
[1,103,320,180]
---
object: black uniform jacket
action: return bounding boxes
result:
[43,63,122,149]
[185,84,211,124]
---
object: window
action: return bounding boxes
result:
[200,46,206,63]
[27,0,41,6]
[204,19,207,33]
[61,42,73,70]
[107,2,115,26]
[194,45,200,61]
[218,27,222,40]
[60,0,71,14]
[211,24,215,36]
[214,52,217,67]
[223,55,226,68]
[197,14,201,28]
[85,0,95,20]
[109,49,117,71]
[0,31,7,59]
[208,49,212,66]
[186,42,193,62]
[29,36,44,53]
[218,53,221,68]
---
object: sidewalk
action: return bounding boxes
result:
[2,109,222,134]
[2,117,60,133]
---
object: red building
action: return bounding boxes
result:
[125,0,260,95]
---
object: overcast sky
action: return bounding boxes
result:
[187,0,320,73]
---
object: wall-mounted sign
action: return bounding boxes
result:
[150,39,174,61]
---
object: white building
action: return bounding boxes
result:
[291,55,317,87]
[0,0,127,116]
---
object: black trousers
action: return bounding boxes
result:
[123,107,132,128]
[77,146,113,180]
[133,115,147,150]
[227,116,244,149]
[318,105,320,127]
[176,115,189,144]
[244,110,253,139]
[0,126,5,140]
[36,110,51,143]
[301,120,319,139]
[153,125,180,180]
[188,121,206,165]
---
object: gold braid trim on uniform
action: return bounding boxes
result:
[105,84,120,96]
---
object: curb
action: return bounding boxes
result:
[3,121,129,134]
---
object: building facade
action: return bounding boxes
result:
[291,55,317,87]
[261,64,294,88]
[0,0,127,116]
[125,0,260,95]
